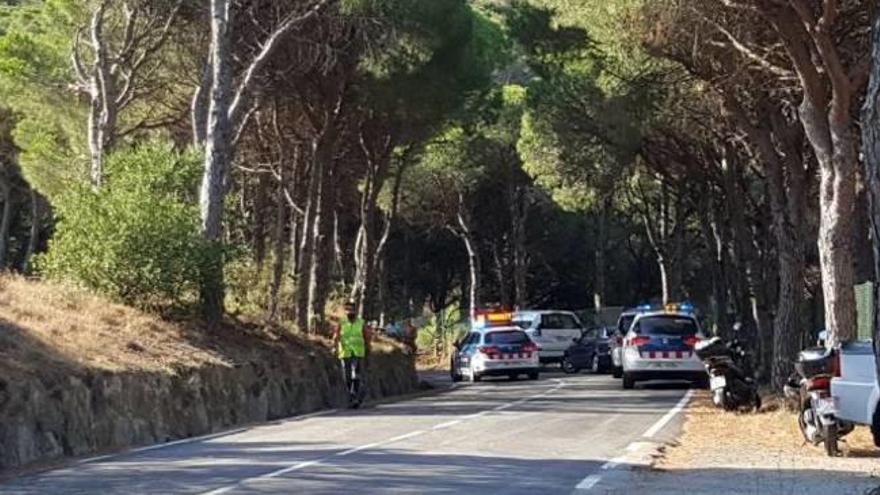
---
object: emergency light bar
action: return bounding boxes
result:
[636,302,696,314]
[472,310,514,329]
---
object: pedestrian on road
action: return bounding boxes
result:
[333,301,372,409]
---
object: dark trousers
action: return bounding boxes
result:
[341,357,364,403]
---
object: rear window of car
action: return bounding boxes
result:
[540,313,580,329]
[484,330,530,344]
[634,315,698,336]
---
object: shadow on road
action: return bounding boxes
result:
[4,443,876,495]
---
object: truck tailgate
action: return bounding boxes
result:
[831,340,877,424]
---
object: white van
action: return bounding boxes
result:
[513,310,585,364]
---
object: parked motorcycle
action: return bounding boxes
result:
[784,342,854,456]
[695,336,761,411]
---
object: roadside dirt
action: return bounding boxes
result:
[636,391,880,494]
[660,393,878,472]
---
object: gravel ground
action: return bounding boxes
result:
[616,392,880,495]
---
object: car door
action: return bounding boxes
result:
[457,332,479,371]
[538,312,584,355]
[568,329,597,368]
[453,332,475,373]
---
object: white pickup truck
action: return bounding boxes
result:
[831,340,880,447]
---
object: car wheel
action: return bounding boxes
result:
[872,403,880,448]
[450,359,462,382]
[622,373,635,390]
[612,366,623,379]
[528,371,540,380]
[561,356,578,374]
[591,354,602,374]
[467,365,481,383]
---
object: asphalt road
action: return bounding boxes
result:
[0,372,692,495]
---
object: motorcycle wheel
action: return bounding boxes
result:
[721,391,737,411]
[797,400,813,443]
[823,422,839,457]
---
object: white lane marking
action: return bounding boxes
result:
[433,419,462,429]
[576,475,602,490]
[75,428,248,466]
[75,409,339,468]
[201,380,565,494]
[642,389,693,438]
[575,387,694,491]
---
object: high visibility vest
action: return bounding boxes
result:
[339,318,366,358]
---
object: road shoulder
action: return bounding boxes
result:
[585,391,880,495]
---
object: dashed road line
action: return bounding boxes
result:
[574,388,693,491]
[201,380,565,495]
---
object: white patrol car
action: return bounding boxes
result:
[620,304,707,389]
[451,312,541,382]
[513,310,584,364]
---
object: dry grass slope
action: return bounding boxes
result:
[0,275,406,381]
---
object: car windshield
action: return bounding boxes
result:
[485,330,530,344]
[512,317,534,329]
[618,314,635,333]
[635,315,698,336]
[541,313,580,329]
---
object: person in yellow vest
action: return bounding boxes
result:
[333,301,372,408]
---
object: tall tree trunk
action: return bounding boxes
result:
[698,196,729,338]
[765,7,858,346]
[21,189,42,273]
[351,128,391,318]
[457,201,480,321]
[308,156,336,333]
[198,0,233,325]
[862,9,880,379]
[192,57,211,147]
[0,181,12,269]
[492,242,510,307]
[512,187,529,310]
[767,112,809,390]
[268,166,288,321]
[814,130,858,346]
[253,172,270,268]
[295,144,323,331]
[593,199,609,313]
[83,2,116,190]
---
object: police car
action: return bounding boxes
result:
[451,311,541,382]
[620,303,707,389]
[611,308,640,378]
[512,310,585,364]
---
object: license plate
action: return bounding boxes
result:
[710,375,726,390]
[816,397,838,416]
[650,362,680,368]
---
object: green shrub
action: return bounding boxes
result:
[38,142,209,309]
[416,304,468,355]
